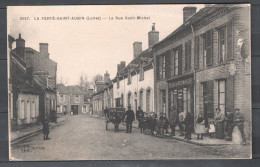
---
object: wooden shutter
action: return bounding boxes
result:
[227,21,233,60]
[170,50,175,77]
[178,46,183,75]
[156,56,160,79]
[194,36,200,70]
[207,80,214,118]
[185,42,188,72]
[206,30,213,66]
[165,51,171,78]
[226,76,234,112]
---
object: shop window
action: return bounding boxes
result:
[185,40,192,72]
[218,21,233,62]
[218,80,226,115]
[20,100,25,119]
[202,81,214,126]
[161,90,166,114]
[202,30,213,67]
[183,87,191,114]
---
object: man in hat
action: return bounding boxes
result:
[125,106,135,133]
[43,117,50,140]
[233,108,246,145]
[136,106,144,132]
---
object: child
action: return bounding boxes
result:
[209,120,216,138]
[43,118,50,140]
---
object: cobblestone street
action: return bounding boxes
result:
[10,114,251,160]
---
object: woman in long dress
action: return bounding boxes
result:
[195,113,206,140]
[214,108,225,139]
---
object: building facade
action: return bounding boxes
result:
[153,5,251,139]
[67,85,85,115]
[57,83,70,115]
[112,25,157,115]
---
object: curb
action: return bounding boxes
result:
[11,119,65,145]
[89,114,233,146]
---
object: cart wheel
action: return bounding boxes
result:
[106,122,108,131]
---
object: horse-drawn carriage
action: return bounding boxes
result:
[105,107,125,132]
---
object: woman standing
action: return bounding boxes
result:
[195,113,206,140]
[214,108,225,139]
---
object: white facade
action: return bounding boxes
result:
[113,67,154,114]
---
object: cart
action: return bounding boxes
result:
[105,107,126,132]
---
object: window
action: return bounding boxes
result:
[218,80,226,115]
[157,55,166,79]
[202,30,213,67]
[139,90,143,109]
[27,101,30,120]
[20,100,25,119]
[194,36,200,69]
[218,21,233,62]
[59,94,65,102]
[31,101,36,118]
[162,56,166,78]
[74,95,80,103]
[127,93,131,107]
[185,40,192,72]
[174,49,179,75]
[146,89,151,112]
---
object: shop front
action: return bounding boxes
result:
[168,75,194,131]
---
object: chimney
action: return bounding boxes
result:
[148,23,159,47]
[104,71,110,83]
[120,61,126,69]
[39,43,49,59]
[16,33,25,60]
[133,42,142,58]
[183,7,197,23]
[117,64,121,74]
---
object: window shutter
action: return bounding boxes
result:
[165,51,171,78]
[207,80,214,118]
[226,76,234,112]
[227,21,233,60]
[194,36,200,69]
[178,46,183,75]
[206,30,213,66]
[170,50,175,77]
[156,56,160,79]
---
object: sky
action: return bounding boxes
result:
[7,4,204,86]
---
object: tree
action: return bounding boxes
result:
[57,76,69,86]
[92,74,103,82]
[78,72,91,92]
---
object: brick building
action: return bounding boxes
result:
[112,24,157,115]
[153,5,251,139]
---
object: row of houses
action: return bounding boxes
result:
[8,34,57,130]
[90,5,251,140]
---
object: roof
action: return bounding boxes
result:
[57,84,70,94]
[67,85,83,95]
[153,5,235,49]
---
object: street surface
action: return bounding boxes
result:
[11,114,251,160]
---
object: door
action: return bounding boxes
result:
[71,105,79,115]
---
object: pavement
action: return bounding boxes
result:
[89,114,235,146]
[10,117,65,144]
[10,114,251,160]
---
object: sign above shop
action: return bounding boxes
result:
[169,78,193,88]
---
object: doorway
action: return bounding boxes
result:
[71,105,79,115]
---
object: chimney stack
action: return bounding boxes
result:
[133,42,142,59]
[39,43,49,59]
[117,64,121,74]
[120,61,126,69]
[104,71,110,83]
[148,23,159,47]
[16,33,25,60]
[183,7,197,23]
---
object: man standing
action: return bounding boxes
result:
[136,106,144,132]
[169,106,178,136]
[43,117,50,140]
[233,108,246,145]
[178,111,185,136]
[125,106,135,133]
